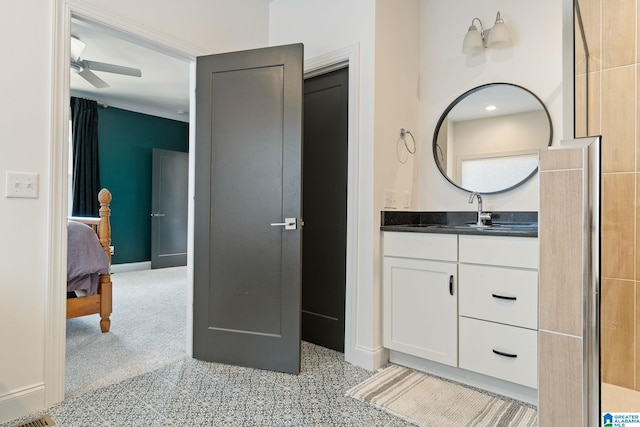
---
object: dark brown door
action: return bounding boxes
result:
[193,44,303,373]
[302,67,348,352]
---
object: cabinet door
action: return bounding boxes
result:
[383,257,458,366]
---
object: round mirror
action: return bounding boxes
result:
[433,83,552,194]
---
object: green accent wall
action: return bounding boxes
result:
[98,107,188,265]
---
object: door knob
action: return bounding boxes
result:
[151,212,166,217]
[270,217,297,230]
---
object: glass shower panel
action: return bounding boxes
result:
[574,0,640,422]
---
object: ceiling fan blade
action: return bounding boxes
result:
[85,60,142,77]
[70,37,86,62]
[78,68,110,89]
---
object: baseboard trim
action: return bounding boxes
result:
[389,350,538,406]
[110,261,151,273]
[349,345,389,371]
[0,383,45,425]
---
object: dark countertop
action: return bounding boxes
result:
[380,211,538,238]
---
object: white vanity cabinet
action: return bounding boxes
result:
[382,230,540,394]
[383,232,458,366]
[458,235,539,389]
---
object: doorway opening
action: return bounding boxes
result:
[63,14,192,398]
[302,66,349,352]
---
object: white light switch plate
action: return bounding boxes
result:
[384,189,397,209]
[5,172,39,199]
[401,191,410,208]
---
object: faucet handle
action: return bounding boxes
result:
[479,211,492,223]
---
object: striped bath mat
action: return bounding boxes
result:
[346,365,537,427]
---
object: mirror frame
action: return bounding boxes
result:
[432,82,553,194]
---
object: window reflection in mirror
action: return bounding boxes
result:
[433,83,552,194]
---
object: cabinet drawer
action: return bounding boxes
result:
[459,317,538,388]
[383,232,457,261]
[459,235,538,268]
[459,264,538,329]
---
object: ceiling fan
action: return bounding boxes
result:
[70,36,142,89]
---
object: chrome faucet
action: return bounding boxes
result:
[468,192,492,226]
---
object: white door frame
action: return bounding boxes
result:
[48,0,360,407]
[303,47,360,364]
[48,0,203,406]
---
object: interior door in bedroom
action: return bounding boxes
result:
[193,44,303,374]
[151,149,188,269]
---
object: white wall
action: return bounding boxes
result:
[73,0,270,54]
[371,0,421,363]
[269,0,374,62]
[373,0,421,210]
[0,2,52,421]
[0,1,269,423]
[418,0,564,212]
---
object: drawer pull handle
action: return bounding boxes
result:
[492,293,517,301]
[493,349,518,358]
[449,275,454,296]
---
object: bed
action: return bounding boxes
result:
[67,188,113,333]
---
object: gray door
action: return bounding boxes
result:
[151,149,188,269]
[193,44,303,373]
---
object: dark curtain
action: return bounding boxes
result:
[71,97,101,216]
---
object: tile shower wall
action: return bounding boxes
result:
[575,0,639,390]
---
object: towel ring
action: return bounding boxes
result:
[400,128,416,154]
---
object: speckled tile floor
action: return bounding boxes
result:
[3,342,413,427]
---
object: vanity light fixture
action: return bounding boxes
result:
[462,11,512,55]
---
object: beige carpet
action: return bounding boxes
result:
[346,365,537,427]
[65,266,189,398]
